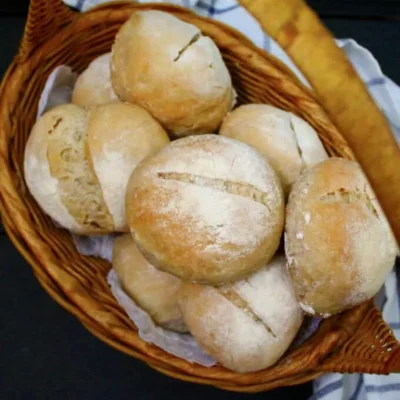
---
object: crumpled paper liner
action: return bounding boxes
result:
[36,63,321,368]
[37,66,78,118]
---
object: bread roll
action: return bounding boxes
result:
[220,104,328,195]
[179,255,303,372]
[285,158,397,317]
[111,10,234,137]
[87,103,169,231]
[126,134,284,285]
[25,104,97,232]
[113,234,187,332]
[72,53,119,108]
[24,103,169,234]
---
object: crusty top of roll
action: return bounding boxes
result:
[126,134,284,285]
[111,10,233,137]
[285,158,397,316]
[220,104,328,194]
[87,102,169,231]
[113,234,187,332]
[179,255,303,372]
[72,53,119,108]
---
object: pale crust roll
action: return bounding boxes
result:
[126,134,284,285]
[111,10,234,137]
[220,104,328,195]
[24,104,114,234]
[113,234,187,332]
[87,102,169,231]
[179,255,303,372]
[24,103,169,234]
[285,158,397,317]
[72,53,119,108]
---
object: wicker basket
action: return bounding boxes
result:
[1,0,400,392]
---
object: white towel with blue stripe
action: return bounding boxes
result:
[63,1,400,399]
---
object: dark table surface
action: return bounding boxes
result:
[1,1,399,399]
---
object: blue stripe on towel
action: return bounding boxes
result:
[76,0,85,10]
[367,77,386,87]
[310,379,343,399]
[349,375,364,400]
[366,383,400,393]
[196,1,240,15]
[208,0,216,17]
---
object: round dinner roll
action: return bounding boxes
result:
[111,10,234,137]
[285,158,398,317]
[179,255,304,372]
[126,134,284,285]
[72,53,119,108]
[113,234,187,332]
[87,102,169,231]
[24,103,169,234]
[219,104,328,195]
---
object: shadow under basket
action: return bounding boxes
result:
[1,0,400,393]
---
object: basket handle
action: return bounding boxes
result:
[238,0,400,244]
[18,0,76,60]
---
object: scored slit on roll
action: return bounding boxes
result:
[157,172,271,210]
[217,286,277,338]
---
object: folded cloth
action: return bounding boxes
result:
[63,1,400,398]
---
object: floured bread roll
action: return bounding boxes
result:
[72,53,119,108]
[220,104,328,195]
[126,134,284,285]
[179,255,303,372]
[87,103,169,231]
[111,10,234,137]
[24,103,169,234]
[285,158,397,317]
[113,234,187,332]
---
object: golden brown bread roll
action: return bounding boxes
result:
[111,10,234,137]
[179,255,303,372]
[219,104,328,195]
[25,104,97,233]
[285,158,397,317]
[113,234,187,332]
[24,103,169,234]
[126,134,284,285]
[72,53,119,108]
[87,103,169,231]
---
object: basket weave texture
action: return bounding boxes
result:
[0,0,400,392]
